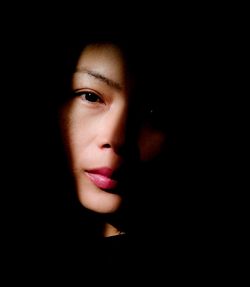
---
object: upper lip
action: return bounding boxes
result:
[85,167,116,178]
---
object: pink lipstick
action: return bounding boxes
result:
[85,168,118,190]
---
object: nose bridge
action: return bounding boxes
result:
[99,103,128,151]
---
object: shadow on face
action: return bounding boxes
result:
[58,43,170,214]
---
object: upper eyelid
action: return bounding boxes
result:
[74,89,102,98]
[74,90,105,104]
[73,88,100,95]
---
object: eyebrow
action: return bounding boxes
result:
[77,68,122,90]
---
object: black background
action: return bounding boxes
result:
[0,6,244,283]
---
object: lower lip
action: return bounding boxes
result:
[85,172,118,190]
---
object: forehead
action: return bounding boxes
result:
[77,43,126,70]
[74,43,129,89]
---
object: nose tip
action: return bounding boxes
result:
[100,133,126,154]
[98,108,128,154]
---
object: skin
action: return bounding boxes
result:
[60,43,167,236]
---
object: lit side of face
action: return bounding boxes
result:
[60,43,167,214]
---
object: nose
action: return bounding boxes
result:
[97,104,128,154]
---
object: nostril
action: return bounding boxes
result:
[101,142,125,155]
[102,143,111,148]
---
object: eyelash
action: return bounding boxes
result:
[75,91,104,104]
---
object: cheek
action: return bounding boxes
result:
[60,107,93,167]
[138,128,167,161]
[65,123,95,162]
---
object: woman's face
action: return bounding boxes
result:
[60,43,167,213]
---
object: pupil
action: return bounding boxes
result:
[86,93,97,102]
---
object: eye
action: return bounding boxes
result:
[80,91,103,103]
[74,90,104,104]
[143,105,165,130]
[143,104,157,118]
[148,108,155,116]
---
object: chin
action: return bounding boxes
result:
[77,189,123,214]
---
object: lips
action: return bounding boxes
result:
[85,167,118,190]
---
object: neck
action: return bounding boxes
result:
[103,222,126,237]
